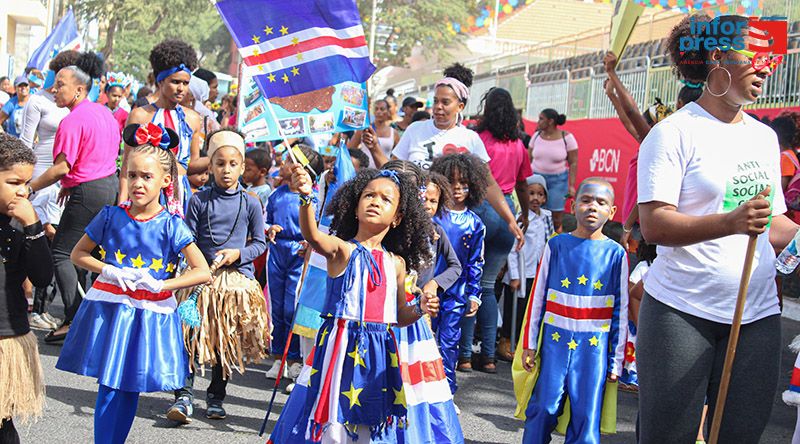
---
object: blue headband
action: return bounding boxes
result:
[156,64,191,83]
[43,70,56,89]
[377,169,401,185]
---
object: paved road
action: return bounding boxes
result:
[16,300,800,443]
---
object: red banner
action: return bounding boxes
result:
[522,106,800,223]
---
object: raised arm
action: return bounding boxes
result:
[604,52,651,141]
[292,163,349,265]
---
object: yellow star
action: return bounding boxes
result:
[318,327,329,346]
[267,73,276,83]
[577,274,588,285]
[280,25,289,35]
[291,66,300,76]
[561,277,571,288]
[291,36,299,46]
[551,332,561,342]
[264,25,273,35]
[589,336,599,347]
[252,48,260,57]
[389,351,398,368]
[548,293,557,301]
[150,258,164,272]
[547,315,555,324]
[601,323,610,332]
[567,339,578,350]
[166,263,176,273]
[252,34,261,44]
[258,65,265,72]
[310,367,319,376]
[98,246,106,261]
[393,387,406,408]
[606,297,614,307]
[131,254,145,269]
[593,280,604,291]
[296,53,304,61]
[282,73,289,83]
[348,349,367,368]
[114,249,126,265]
[341,383,363,408]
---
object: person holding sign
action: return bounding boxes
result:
[636,14,799,443]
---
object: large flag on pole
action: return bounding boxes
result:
[27,8,81,70]
[216,0,376,98]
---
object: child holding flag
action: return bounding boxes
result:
[516,177,628,444]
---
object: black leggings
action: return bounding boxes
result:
[0,418,20,444]
[637,292,781,444]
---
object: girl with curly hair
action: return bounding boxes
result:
[636,13,798,443]
[122,39,206,214]
[28,51,120,344]
[269,166,439,443]
[429,153,487,397]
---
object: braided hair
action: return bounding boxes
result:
[128,144,180,203]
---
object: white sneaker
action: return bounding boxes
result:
[29,313,52,330]
[265,359,286,380]
[453,403,461,415]
[285,382,296,394]
[42,313,61,329]
[287,362,303,380]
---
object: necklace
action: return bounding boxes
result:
[206,187,244,246]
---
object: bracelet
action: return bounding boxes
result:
[25,231,45,241]
[298,193,317,207]
[413,300,425,317]
[622,225,632,233]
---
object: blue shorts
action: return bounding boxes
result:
[537,171,569,212]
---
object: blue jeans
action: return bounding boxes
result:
[459,196,516,360]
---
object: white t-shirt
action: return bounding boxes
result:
[391,119,489,170]
[629,261,649,286]
[637,102,785,324]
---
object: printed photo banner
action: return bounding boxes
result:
[237,64,370,143]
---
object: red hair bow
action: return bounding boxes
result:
[135,123,167,147]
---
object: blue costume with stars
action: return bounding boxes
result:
[432,209,485,395]
[269,241,405,444]
[521,234,628,444]
[266,184,307,360]
[56,205,194,443]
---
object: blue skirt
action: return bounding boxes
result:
[56,299,189,393]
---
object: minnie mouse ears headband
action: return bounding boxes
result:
[123,123,180,150]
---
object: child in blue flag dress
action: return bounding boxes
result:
[269,166,439,443]
[56,124,211,444]
[518,177,629,444]
[429,154,486,396]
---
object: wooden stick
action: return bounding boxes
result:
[708,234,758,444]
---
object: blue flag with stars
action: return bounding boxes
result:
[27,8,81,70]
[216,0,376,98]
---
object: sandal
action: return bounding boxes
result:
[475,356,497,374]
[44,323,69,343]
[456,358,473,373]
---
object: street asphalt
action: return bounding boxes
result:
[14,299,800,443]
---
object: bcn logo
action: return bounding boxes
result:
[589,148,620,174]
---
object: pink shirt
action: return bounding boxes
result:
[622,153,638,222]
[529,131,578,175]
[479,130,532,194]
[53,100,120,188]
[112,107,129,135]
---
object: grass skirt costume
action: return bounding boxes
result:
[175,266,271,378]
[269,242,406,443]
[0,332,45,425]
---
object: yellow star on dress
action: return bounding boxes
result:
[291,66,300,76]
[282,73,290,83]
[589,336,599,347]
[561,277,571,288]
[547,315,555,324]
[551,332,561,342]
[342,383,363,408]
[114,249,126,265]
[567,339,578,350]
[577,274,588,285]
[291,37,299,46]
[149,258,164,272]
[348,349,367,368]
[601,323,610,332]
[131,254,145,269]
[548,293,557,301]
[252,48,260,57]
[99,246,106,261]
[280,25,289,35]
[296,53,304,61]
[166,263,176,273]
[393,388,406,408]
[593,280,604,290]
[389,351,398,368]
[318,327,329,346]
[606,297,614,307]
[267,73,276,83]
[264,25,273,35]
[251,35,261,44]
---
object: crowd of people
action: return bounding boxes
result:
[0,11,797,444]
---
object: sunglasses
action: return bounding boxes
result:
[731,48,783,74]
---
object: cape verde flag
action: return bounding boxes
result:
[27,8,81,70]
[216,0,375,98]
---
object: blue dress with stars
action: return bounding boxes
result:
[56,205,195,393]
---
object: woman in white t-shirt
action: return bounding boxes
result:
[365,63,524,248]
[636,14,799,444]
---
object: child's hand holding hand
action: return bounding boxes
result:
[7,197,38,226]
[129,269,165,293]
[465,300,479,317]
[290,164,313,196]
[100,265,139,292]
[266,225,283,244]
[421,280,438,298]
[522,349,537,372]
[216,248,241,266]
[421,291,439,317]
